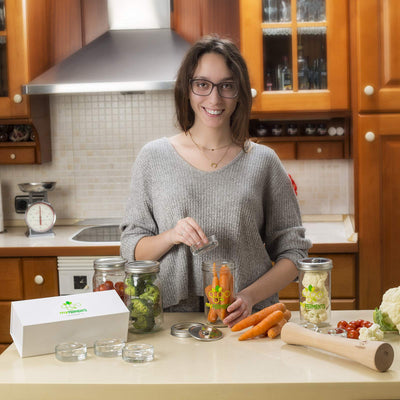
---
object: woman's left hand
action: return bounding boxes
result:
[222,293,253,328]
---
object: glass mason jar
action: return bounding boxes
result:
[297,257,333,327]
[93,257,126,301]
[124,261,163,333]
[202,260,236,327]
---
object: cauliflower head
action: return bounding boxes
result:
[373,286,400,332]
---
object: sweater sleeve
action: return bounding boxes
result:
[120,145,158,262]
[263,151,312,266]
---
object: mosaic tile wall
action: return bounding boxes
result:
[0,91,353,222]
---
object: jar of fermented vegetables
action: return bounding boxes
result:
[124,261,163,333]
[93,257,126,300]
[297,257,333,327]
[202,260,236,327]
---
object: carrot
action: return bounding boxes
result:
[231,302,286,332]
[204,284,218,323]
[219,264,231,319]
[238,310,284,341]
[267,318,288,339]
[283,309,291,321]
[211,263,222,320]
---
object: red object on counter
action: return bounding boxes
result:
[288,174,297,196]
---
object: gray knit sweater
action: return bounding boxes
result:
[120,137,311,310]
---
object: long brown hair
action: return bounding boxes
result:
[174,35,252,149]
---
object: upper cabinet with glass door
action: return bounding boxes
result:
[240,0,349,113]
[0,0,29,118]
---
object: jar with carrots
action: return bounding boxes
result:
[202,260,236,326]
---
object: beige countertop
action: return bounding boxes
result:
[0,215,357,257]
[0,310,399,400]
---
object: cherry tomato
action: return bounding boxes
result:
[337,320,348,329]
[347,329,359,339]
[103,280,114,290]
[114,281,125,297]
[355,319,365,328]
[363,320,373,328]
[347,321,358,330]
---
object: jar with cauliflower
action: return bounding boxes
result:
[297,258,333,327]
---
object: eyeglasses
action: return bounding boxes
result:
[189,78,238,99]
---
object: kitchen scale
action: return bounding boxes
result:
[18,182,57,238]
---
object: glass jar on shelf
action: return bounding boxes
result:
[263,0,278,23]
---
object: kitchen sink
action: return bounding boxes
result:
[71,225,121,243]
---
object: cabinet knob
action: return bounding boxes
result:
[317,147,322,153]
[34,275,44,285]
[251,88,257,98]
[365,131,376,142]
[363,85,374,96]
[10,153,16,160]
[13,94,23,103]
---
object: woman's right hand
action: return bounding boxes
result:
[170,217,208,248]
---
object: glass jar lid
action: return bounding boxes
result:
[125,260,160,273]
[297,257,333,271]
[93,256,126,271]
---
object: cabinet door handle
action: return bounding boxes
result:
[34,275,44,285]
[10,153,16,160]
[251,88,257,98]
[317,147,322,153]
[365,131,376,142]
[363,85,374,96]
[13,94,23,103]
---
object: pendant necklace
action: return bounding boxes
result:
[188,131,232,169]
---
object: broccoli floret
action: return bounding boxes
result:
[133,315,155,332]
[139,284,160,304]
[130,298,151,318]
[124,283,138,296]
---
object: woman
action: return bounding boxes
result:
[120,35,311,327]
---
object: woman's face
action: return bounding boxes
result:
[189,52,238,131]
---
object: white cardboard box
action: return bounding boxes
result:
[10,290,129,358]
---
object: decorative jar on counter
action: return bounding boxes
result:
[124,261,163,333]
[202,260,236,327]
[93,257,126,300]
[297,257,333,327]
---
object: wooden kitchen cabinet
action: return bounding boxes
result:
[350,1,400,308]
[240,0,349,113]
[355,114,400,309]
[279,253,357,311]
[0,0,108,164]
[353,0,400,113]
[0,257,58,353]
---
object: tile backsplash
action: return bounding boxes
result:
[0,91,353,222]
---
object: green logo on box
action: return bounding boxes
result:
[60,300,88,315]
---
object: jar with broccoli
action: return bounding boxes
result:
[124,261,163,333]
[297,257,333,327]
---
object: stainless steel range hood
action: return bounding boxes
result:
[22,0,190,95]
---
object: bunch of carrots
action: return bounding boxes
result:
[204,262,233,323]
[231,302,291,340]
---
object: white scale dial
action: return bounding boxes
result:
[25,201,56,233]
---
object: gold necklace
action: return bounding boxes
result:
[189,131,231,169]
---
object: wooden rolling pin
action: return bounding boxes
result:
[281,322,394,372]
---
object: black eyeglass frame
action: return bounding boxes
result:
[189,78,239,99]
